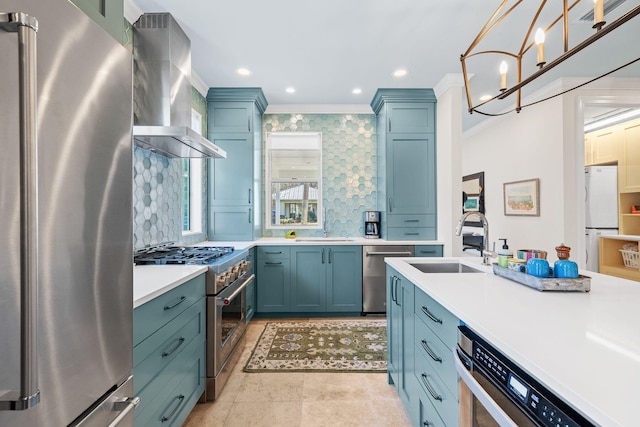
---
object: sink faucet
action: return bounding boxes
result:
[455,212,495,266]
[323,208,329,237]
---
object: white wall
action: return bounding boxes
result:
[462,77,640,266]
[435,76,464,256]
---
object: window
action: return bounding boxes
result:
[266,132,322,229]
[181,110,203,235]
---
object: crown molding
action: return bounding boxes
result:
[264,104,374,114]
[434,74,466,99]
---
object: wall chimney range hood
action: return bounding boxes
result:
[132,13,225,159]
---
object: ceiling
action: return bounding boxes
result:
[129,0,640,131]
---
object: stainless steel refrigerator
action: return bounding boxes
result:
[1,1,136,425]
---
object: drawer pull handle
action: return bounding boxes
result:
[423,420,434,427]
[405,232,420,236]
[164,296,186,310]
[421,306,443,324]
[421,373,443,402]
[421,339,442,363]
[265,261,282,265]
[160,394,185,422]
[161,337,185,357]
[404,219,419,223]
[420,250,437,254]
[265,251,282,254]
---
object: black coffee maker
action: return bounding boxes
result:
[364,211,381,239]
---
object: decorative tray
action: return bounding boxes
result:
[492,264,591,292]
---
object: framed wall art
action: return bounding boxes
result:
[503,178,540,216]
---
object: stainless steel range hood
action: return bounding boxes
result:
[132,13,225,159]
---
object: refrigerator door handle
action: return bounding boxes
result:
[0,11,41,411]
[107,396,141,427]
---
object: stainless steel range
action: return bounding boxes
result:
[134,244,254,401]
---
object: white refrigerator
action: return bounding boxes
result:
[585,165,618,272]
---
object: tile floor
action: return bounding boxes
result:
[183,318,412,427]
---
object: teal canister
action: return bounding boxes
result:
[497,238,513,268]
[553,243,579,279]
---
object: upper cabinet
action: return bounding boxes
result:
[371,89,437,240]
[207,88,268,241]
[586,127,619,166]
[619,118,640,193]
[70,0,124,44]
[387,103,435,134]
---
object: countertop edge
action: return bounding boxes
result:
[133,265,209,308]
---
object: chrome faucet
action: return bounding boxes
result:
[455,212,495,266]
[323,208,329,237]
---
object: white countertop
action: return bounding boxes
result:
[133,265,208,308]
[386,257,640,427]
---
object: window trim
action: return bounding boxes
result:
[182,110,204,236]
[265,131,323,230]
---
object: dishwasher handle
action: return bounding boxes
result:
[454,349,518,427]
[365,251,413,257]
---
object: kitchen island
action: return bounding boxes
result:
[386,257,640,427]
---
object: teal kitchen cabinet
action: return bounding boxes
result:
[414,244,443,257]
[133,274,206,427]
[326,245,363,312]
[207,88,268,241]
[71,0,124,44]
[386,267,416,416]
[371,89,437,240]
[412,286,461,426]
[290,245,363,313]
[256,247,291,312]
[290,246,326,312]
[246,248,256,322]
[387,102,436,134]
[386,264,461,426]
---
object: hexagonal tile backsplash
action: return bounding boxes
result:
[262,114,377,238]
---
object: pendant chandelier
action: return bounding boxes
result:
[461,0,640,116]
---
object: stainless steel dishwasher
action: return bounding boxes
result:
[362,246,414,314]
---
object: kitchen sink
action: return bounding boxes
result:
[409,262,483,273]
[295,237,354,242]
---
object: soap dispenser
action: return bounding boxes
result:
[497,238,513,268]
[554,244,579,278]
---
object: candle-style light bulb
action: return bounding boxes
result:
[499,61,508,91]
[593,0,605,29]
[535,28,546,67]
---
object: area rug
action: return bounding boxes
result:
[244,320,387,372]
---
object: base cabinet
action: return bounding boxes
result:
[387,267,460,426]
[386,268,415,411]
[257,245,362,314]
[256,247,291,312]
[133,274,206,427]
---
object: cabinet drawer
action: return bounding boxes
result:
[387,214,435,228]
[257,246,290,260]
[134,337,205,427]
[134,274,205,346]
[415,245,443,257]
[418,394,447,427]
[134,298,205,395]
[414,315,457,395]
[414,288,459,350]
[414,349,458,427]
[387,227,436,241]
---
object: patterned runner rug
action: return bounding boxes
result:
[244,320,387,372]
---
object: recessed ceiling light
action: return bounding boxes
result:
[236,68,251,76]
[393,69,408,78]
[286,87,296,94]
[352,88,362,95]
[479,94,492,102]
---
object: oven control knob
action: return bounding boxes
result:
[223,298,231,305]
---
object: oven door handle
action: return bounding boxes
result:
[218,274,254,306]
[454,349,518,427]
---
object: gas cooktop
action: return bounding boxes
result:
[134,245,235,265]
